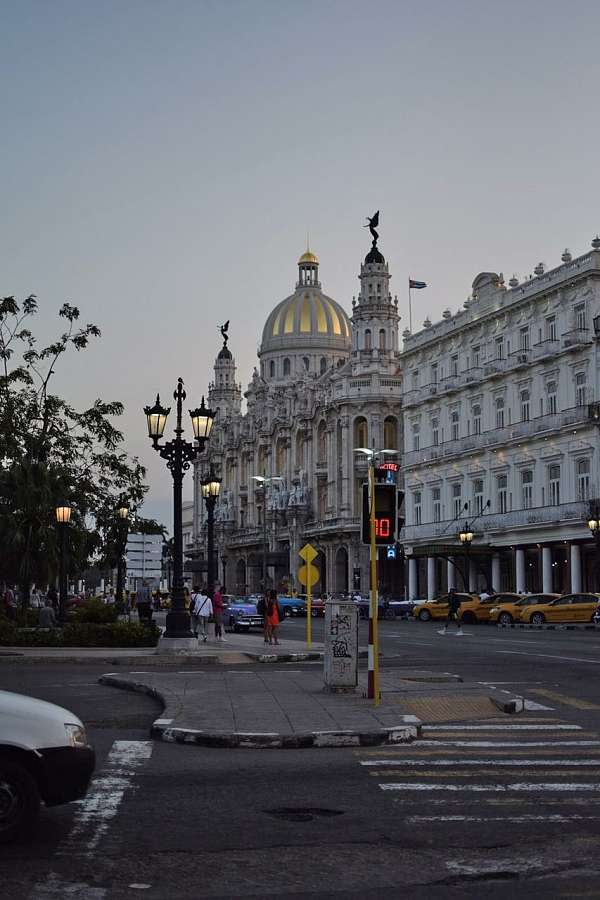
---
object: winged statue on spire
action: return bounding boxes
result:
[364,210,380,246]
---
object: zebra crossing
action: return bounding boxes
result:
[355,717,600,827]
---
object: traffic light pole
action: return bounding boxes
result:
[368,461,380,705]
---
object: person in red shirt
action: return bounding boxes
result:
[212,588,226,642]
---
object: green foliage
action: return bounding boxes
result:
[69,598,118,624]
[0,621,160,648]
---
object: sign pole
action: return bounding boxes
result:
[298,543,318,650]
[368,461,380,705]
[307,577,312,648]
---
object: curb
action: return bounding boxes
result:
[497,623,599,631]
[99,675,422,750]
[488,689,525,714]
[250,651,324,663]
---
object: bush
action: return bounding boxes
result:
[69,598,118,625]
[0,622,160,648]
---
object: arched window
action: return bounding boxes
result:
[283,358,291,376]
[383,416,397,450]
[303,357,310,371]
[364,329,372,350]
[353,416,368,449]
[269,360,275,378]
[495,396,505,429]
[379,329,386,350]
[320,357,327,375]
[451,410,460,441]
[317,420,327,463]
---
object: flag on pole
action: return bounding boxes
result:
[409,279,427,289]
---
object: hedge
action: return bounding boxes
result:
[0,621,160,648]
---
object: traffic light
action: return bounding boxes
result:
[361,482,398,545]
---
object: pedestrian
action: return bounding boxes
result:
[136,579,152,624]
[47,585,59,612]
[104,589,116,606]
[191,586,212,641]
[438,589,464,636]
[266,589,282,646]
[2,584,17,622]
[256,593,268,643]
[38,600,57,629]
[212,587,226,642]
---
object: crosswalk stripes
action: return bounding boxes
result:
[354,717,600,826]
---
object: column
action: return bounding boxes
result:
[570,544,582,593]
[427,557,436,600]
[542,546,553,594]
[491,554,501,592]
[447,558,456,590]
[409,557,418,600]
[515,549,526,594]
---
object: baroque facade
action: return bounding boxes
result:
[191,240,403,596]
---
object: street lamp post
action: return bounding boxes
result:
[144,379,214,640]
[55,501,72,623]
[201,467,222,595]
[458,521,474,591]
[221,554,228,593]
[115,497,129,609]
[252,475,283,592]
[587,504,600,591]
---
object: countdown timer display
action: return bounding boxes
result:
[361,483,398,545]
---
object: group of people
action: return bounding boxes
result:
[189,586,225,642]
[257,590,283,645]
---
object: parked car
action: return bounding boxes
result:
[354,597,415,620]
[489,593,560,625]
[277,596,306,617]
[458,593,524,624]
[413,593,477,622]
[0,690,95,842]
[519,593,600,625]
[226,598,264,632]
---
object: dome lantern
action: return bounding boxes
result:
[297,246,320,288]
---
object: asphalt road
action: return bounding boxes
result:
[2,622,600,898]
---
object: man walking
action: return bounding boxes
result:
[191,586,212,641]
[438,589,464,636]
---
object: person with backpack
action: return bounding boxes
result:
[256,593,268,643]
[191,586,212,642]
[438,589,464,636]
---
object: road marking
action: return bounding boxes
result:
[523,700,555,710]
[362,758,600,767]
[406,740,600,748]
[529,689,600,710]
[406,814,600,823]
[380,783,600,792]
[423,724,582,731]
[59,740,153,856]
[370,769,600,777]
[496,649,600,665]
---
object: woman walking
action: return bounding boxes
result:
[212,587,226,642]
[266,589,282,645]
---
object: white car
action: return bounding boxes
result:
[0,690,95,842]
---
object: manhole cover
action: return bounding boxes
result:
[265,807,344,822]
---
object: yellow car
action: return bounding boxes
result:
[519,593,600,625]
[413,593,477,622]
[489,593,559,625]
[457,593,523,624]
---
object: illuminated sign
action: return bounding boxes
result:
[378,462,399,472]
[361,483,398,545]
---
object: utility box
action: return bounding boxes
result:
[323,600,359,692]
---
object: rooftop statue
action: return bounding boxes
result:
[365,210,380,247]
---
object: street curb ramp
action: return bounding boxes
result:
[98,675,422,750]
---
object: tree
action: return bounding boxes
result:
[0,295,148,603]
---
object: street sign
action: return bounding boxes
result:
[299,543,318,564]
[297,563,319,587]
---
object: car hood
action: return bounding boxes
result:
[0,689,85,750]
[231,605,258,614]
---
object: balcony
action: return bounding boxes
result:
[460,366,484,386]
[508,348,531,369]
[532,338,560,360]
[439,375,460,394]
[483,358,508,377]
[562,328,592,349]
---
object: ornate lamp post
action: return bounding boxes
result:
[221,554,228,593]
[201,467,222,596]
[144,379,214,640]
[587,505,600,591]
[252,475,282,592]
[115,497,129,608]
[458,521,474,592]
[55,501,72,623]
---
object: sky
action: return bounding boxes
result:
[3,0,600,529]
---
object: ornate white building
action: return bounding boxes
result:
[190,240,403,596]
[401,240,600,599]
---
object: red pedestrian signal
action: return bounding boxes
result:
[361,483,397,545]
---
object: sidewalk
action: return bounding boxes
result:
[99,667,523,749]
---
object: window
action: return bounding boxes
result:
[451,410,459,441]
[495,396,505,429]
[412,421,420,451]
[473,479,484,516]
[520,389,530,422]
[384,417,397,450]
[283,358,291,376]
[413,491,422,526]
[519,326,530,351]
[521,469,533,509]
[353,417,367,450]
[548,465,561,506]
[302,357,310,371]
[451,355,459,377]
[495,336,505,360]
[497,474,508,514]
[320,357,327,375]
[432,487,441,523]
[575,303,587,331]
[472,404,482,435]
[575,372,587,407]
[379,329,386,350]
[269,360,275,378]
[431,417,439,446]
[364,329,372,350]
[431,362,438,384]
[472,346,480,368]
[577,458,591,501]
[452,483,463,519]
[546,381,557,415]
[545,315,557,342]
[411,369,419,389]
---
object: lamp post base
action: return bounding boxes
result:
[163,609,194,639]
[156,635,198,655]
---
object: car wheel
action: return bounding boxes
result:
[498,612,513,625]
[530,612,546,625]
[0,759,41,843]
[418,609,431,622]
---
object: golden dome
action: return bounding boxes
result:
[298,249,319,265]
[261,289,351,351]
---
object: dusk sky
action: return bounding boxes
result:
[4,0,600,528]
